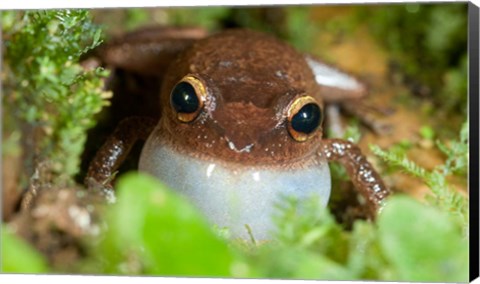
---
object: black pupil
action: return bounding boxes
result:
[291,103,322,134]
[171,82,199,114]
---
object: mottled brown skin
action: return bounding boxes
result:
[87,28,390,217]
[320,139,389,216]
[98,26,208,77]
[86,117,156,188]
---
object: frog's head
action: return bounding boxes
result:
[158,29,326,168]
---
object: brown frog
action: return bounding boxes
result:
[86,27,389,240]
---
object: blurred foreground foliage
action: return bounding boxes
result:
[2,10,111,185]
[75,172,467,282]
[78,173,250,277]
[3,169,469,281]
[1,225,48,273]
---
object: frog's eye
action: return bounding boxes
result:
[287,96,323,142]
[170,75,207,122]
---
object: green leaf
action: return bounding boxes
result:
[378,196,468,282]
[253,247,356,280]
[347,221,391,280]
[99,172,246,277]
[292,252,355,280]
[1,225,49,273]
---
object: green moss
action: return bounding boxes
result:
[371,121,469,233]
[2,10,111,184]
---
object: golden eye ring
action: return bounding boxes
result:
[287,96,323,142]
[170,75,207,123]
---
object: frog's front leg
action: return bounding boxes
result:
[85,117,157,188]
[320,138,390,219]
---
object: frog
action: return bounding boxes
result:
[86,27,390,240]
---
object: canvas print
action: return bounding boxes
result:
[1,4,470,282]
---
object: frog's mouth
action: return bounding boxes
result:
[139,136,331,241]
